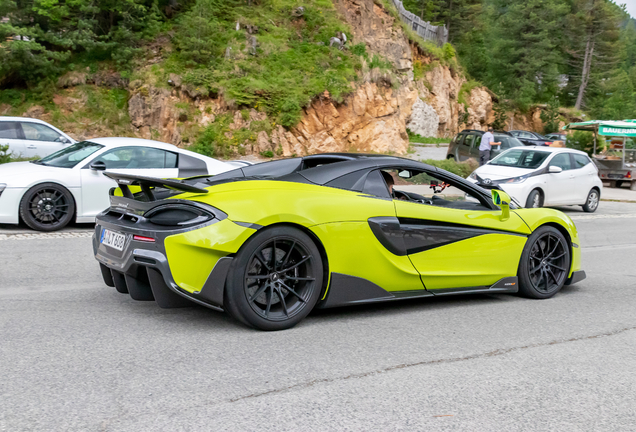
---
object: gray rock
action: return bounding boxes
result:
[407,98,440,138]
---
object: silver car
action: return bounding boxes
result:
[0,117,76,158]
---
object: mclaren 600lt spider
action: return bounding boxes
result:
[93,154,586,330]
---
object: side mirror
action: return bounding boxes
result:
[549,165,563,173]
[90,161,107,171]
[491,189,511,221]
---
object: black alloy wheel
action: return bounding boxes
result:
[19,183,75,231]
[518,226,570,299]
[225,226,323,331]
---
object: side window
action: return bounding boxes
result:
[550,153,572,171]
[94,147,178,169]
[463,134,475,148]
[519,132,533,139]
[363,170,391,199]
[573,154,591,169]
[21,123,62,142]
[0,122,20,139]
[381,168,491,211]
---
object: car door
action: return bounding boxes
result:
[0,121,27,157]
[391,170,530,291]
[79,146,179,218]
[19,122,67,158]
[571,153,597,203]
[543,153,577,205]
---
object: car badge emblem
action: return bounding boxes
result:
[483,178,492,185]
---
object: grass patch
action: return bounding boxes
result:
[458,80,481,108]
[408,131,449,145]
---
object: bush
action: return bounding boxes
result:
[420,158,478,178]
[567,130,595,155]
[0,145,10,164]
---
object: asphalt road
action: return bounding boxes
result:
[1,202,636,431]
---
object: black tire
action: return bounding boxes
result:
[518,226,571,299]
[447,155,455,160]
[581,189,600,213]
[224,226,324,331]
[19,183,75,231]
[525,189,543,208]
[615,180,623,188]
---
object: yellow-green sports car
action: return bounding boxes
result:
[93,154,586,330]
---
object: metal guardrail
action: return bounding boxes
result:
[390,0,449,46]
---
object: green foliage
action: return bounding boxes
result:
[0,0,163,85]
[420,158,478,178]
[540,97,561,134]
[190,112,276,158]
[491,103,509,131]
[260,150,274,158]
[458,80,480,107]
[568,131,595,155]
[408,132,449,144]
[0,145,10,164]
[351,43,367,57]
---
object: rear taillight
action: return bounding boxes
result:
[627,171,632,179]
[133,235,155,242]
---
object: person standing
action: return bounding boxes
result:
[479,128,501,166]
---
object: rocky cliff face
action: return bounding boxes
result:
[17,0,501,156]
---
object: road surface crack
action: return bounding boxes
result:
[230,324,636,402]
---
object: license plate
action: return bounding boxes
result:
[101,229,127,251]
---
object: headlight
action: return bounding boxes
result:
[501,174,530,184]
[0,183,6,198]
[469,172,478,180]
[145,205,214,227]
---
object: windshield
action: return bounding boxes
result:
[490,149,550,168]
[495,135,524,149]
[34,141,104,168]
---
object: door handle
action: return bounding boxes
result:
[27,145,37,149]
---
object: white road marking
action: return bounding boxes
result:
[570,214,636,220]
[0,232,93,241]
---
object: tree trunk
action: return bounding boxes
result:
[575,33,595,110]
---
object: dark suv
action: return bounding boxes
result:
[446,129,523,162]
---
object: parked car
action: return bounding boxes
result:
[509,130,553,146]
[467,146,602,212]
[446,129,524,161]
[0,137,235,231]
[544,132,567,144]
[0,117,76,158]
[94,154,585,330]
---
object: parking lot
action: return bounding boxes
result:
[1,201,636,431]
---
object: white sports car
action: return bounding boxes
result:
[467,146,603,212]
[0,137,237,231]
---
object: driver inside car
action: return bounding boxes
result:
[381,170,409,200]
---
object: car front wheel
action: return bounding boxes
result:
[224,226,324,331]
[19,183,75,231]
[525,189,543,208]
[518,226,571,299]
[581,189,599,213]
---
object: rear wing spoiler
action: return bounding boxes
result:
[104,172,209,201]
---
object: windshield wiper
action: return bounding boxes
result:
[30,159,45,165]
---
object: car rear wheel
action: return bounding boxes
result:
[581,189,599,213]
[224,226,323,331]
[518,226,570,299]
[447,155,455,160]
[19,183,75,232]
[525,189,543,208]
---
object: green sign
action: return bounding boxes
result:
[599,126,636,137]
